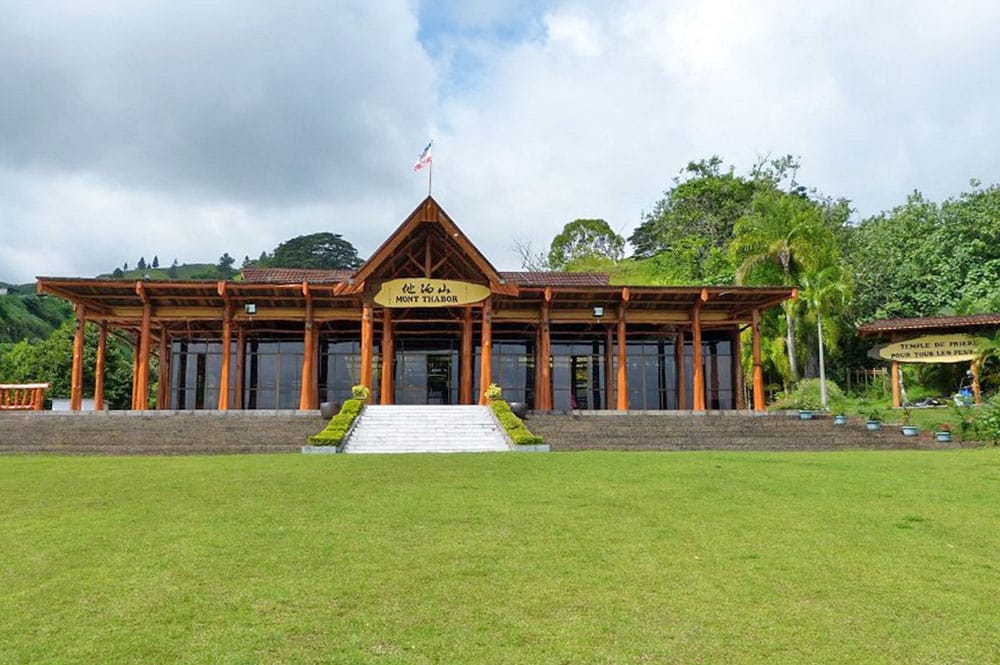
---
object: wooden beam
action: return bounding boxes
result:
[890,359,902,409]
[733,327,745,410]
[94,320,107,411]
[360,303,374,395]
[971,360,981,405]
[461,307,473,404]
[380,309,394,404]
[692,301,705,410]
[157,325,170,410]
[751,308,765,411]
[605,326,614,410]
[478,298,493,405]
[234,324,246,410]
[70,303,86,411]
[130,333,140,409]
[676,331,687,410]
[616,302,627,410]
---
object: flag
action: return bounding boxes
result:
[413,141,432,171]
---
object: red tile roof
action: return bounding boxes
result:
[499,271,610,287]
[241,268,352,283]
[858,313,1000,335]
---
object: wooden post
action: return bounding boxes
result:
[971,360,981,405]
[70,303,86,411]
[94,320,107,411]
[890,360,902,409]
[733,327,745,410]
[616,302,628,410]
[218,303,232,410]
[461,307,473,404]
[130,334,140,409]
[605,327,614,410]
[538,294,552,410]
[692,301,705,411]
[360,303,374,395]
[299,284,315,410]
[234,324,245,410]
[380,309,394,404]
[135,299,152,411]
[478,298,493,404]
[157,326,170,410]
[751,308,765,411]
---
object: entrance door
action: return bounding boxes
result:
[395,347,458,404]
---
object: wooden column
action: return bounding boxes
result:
[971,361,981,405]
[135,297,152,411]
[94,320,107,411]
[890,359,902,409]
[733,327,745,410]
[380,309,394,404]
[299,283,316,410]
[616,301,628,410]
[676,331,687,410]
[219,296,233,410]
[157,326,170,410]
[605,327,615,410]
[461,307,473,404]
[538,291,552,410]
[70,303,86,411]
[751,308,765,411]
[130,335,140,409]
[692,300,705,411]
[360,303,374,394]
[234,324,246,410]
[478,298,493,405]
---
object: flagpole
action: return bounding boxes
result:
[428,159,433,197]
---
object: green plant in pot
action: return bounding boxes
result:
[866,406,883,431]
[935,422,952,443]
[900,406,919,436]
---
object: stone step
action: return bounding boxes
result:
[342,405,510,454]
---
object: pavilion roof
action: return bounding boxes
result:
[857,313,1000,336]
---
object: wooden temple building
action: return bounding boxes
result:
[38,198,794,412]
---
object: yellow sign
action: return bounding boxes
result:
[875,334,980,363]
[374,278,491,308]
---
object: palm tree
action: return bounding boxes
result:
[800,265,853,408]
[732,190,833,382]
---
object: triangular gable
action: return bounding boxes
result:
[338,197,517,296]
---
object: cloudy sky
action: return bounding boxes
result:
[3,0,999,283]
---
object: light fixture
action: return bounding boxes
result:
[244,303,257,315]
[593,306,604,318]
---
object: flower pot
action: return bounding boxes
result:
[319,401,340,419]
[935,431,952,443]
[798,410,814,420]
[866,420,881,432]
[833,415,847,426]
[508,401,528,420]
[901,425,919,437]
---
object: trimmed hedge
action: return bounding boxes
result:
[308,399,364,446]
[489,399,544,445]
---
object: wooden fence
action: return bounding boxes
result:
[0,383,50,411]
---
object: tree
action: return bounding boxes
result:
[547,219,624,270]
[152,256,159,269]
[799,265,853,407]
[264,232,363,270]
[166,263,178,279]
[123,262,128,271]
[732,190,834,382]
[217,253,236,279]
[112,268,124,279]
[137,257,147,270]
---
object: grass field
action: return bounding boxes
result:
[2,450,999,664]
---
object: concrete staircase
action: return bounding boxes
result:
[0,411,323,455]
[526,411,957,452]
[343,405,511,454]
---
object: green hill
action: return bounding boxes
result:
[96,263,232,281]
[0,292,72,344]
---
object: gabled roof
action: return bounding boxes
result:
[340,197,517,296]
[500,272,610,287]
[241,268,352,284]
[858,313,1000,336]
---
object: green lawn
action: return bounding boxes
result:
[2,450,999,664]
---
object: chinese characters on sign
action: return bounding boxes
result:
[374,279,491,308]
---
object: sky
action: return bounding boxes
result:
[3,0,1000,284]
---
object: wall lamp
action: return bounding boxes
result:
[593,306,604,318]
[244,303,257,315]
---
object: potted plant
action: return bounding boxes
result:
[900,407,919,436]
[797,393,820,420]
[830,398,848,425]
[934,423,953,443]
[866,407,883,432]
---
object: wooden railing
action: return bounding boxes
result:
[0,383,50,411]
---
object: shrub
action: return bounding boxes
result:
[484,382,503,401]
[308,398,364,446]
[769,379,844,412]
[489,399,543,445]
[351,384,371,400]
